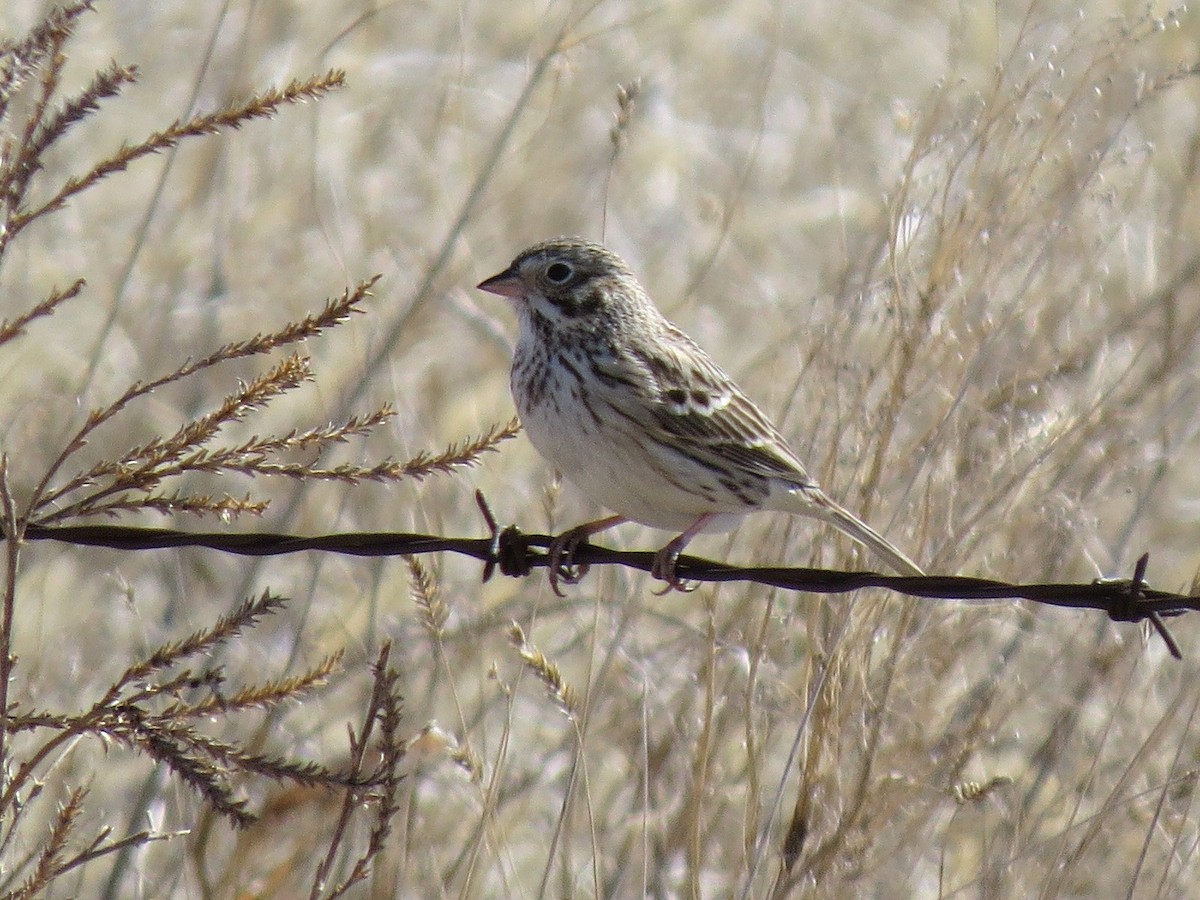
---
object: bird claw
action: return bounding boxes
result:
[652,577,696,596]
[650,545,696,594]
[548,523,698,595]
[547,527,591,597]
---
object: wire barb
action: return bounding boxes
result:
[1093,552,1181,659]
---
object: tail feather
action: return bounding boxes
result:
[788,490,925,576]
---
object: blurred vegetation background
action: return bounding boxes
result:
[1,0,1199,896]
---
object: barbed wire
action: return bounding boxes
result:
[13,492,1193,658]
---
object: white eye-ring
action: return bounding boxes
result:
[545,261,573,283]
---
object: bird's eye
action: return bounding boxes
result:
[545,262,573,284]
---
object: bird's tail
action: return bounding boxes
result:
[800,492,925,576]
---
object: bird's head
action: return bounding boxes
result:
[477,238,652,334]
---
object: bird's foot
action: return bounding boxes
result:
[650,542,697,594]
[544,516,626,596]
[547,526,592,597]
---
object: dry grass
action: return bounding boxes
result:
[1,0,1199,896]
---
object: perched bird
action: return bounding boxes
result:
[477,238,923,592]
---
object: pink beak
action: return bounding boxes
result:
[476,265,524,298]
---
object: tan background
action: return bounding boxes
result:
[2,0,1198,896]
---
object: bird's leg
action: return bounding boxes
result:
[547,515,625,596]
[651,514,716,593]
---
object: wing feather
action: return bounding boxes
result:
[591,325,817,491]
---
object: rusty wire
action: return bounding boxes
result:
[12,491,1192,658]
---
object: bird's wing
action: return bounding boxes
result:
[591,326,818,490]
